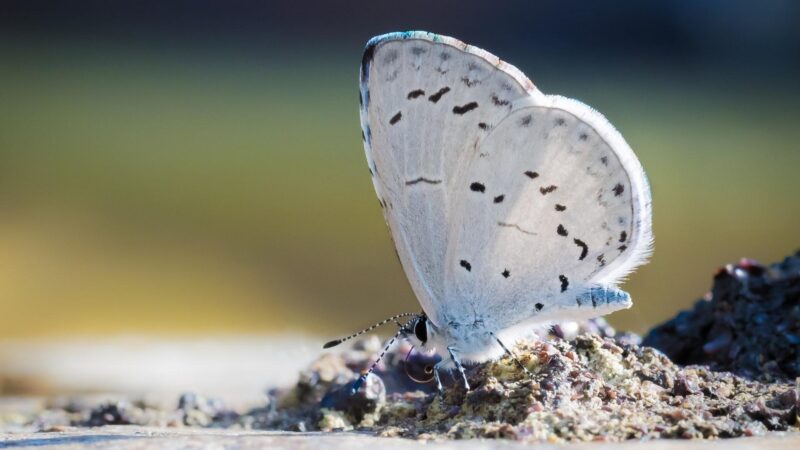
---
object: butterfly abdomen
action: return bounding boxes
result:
[576,287,631,310]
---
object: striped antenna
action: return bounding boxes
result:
[350,316,418,393]
[322,312,419,349]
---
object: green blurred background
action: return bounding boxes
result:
[1,1,799,339]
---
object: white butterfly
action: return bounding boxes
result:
[326,31,652,394]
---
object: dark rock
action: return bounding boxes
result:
[673,375,699,396]
[84,401,134,427]
[644,252,800,380]
[320,374,386,423]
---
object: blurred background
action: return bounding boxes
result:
[0,0,799,395]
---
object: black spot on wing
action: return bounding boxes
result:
[405,177,442,186]
[559,275,569,292]
[597,253,607,267]
[411,46,426,55]
[557,224,568,237]
[525,171,539,179]
[460,260,472,271]
[535,303,544,311]
[613,183,625,197]
[407,89,425,99]
[491,94,510,107]
[493,195,504,203]
[618,245,628,253]
[540,185,558,195]
[555,204,566,212]
[600,156,609,166]
[461,76,480,87]
[470,182,485,193]
[573,239,588,260]
[428,87,450,103]
[579,133,588,141]
[502,269,510,278]
[555,117,566,126]
[619,231,628,243]
[520,115,532,126]
[478,122,489,130]
[453,102,479,115]
[390,111,402,125]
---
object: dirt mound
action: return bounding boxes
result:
[644,251,800,380]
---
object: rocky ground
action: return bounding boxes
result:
[2,252,800,445]
[644,252,800,380]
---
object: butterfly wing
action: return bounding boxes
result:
[448,99,652,335]
[359,32,652,331]
[360,32,537,325]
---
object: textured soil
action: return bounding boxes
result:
[3,253,800,443]
[644,251,800,380]
[264,333,798,442]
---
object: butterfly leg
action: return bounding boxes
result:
[490,332,534,379]
[432,360,446,407]
[447,346,470,390]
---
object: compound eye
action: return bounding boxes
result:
[413,317,427,343]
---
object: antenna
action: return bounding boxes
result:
[322,312,419,349]
[350,317,417,393]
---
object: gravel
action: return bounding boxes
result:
[644,251,800,380]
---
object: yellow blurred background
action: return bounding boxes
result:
[1,1,799,340]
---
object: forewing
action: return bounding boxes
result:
[359,32,538,324]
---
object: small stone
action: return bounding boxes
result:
[673,376,699,397]
[84,401,135,427]
[320,374,386,425]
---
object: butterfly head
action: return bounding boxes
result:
[407,313,443,351]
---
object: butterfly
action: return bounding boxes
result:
[325,31,653,395]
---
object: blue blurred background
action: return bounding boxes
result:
[1,0,799,339]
